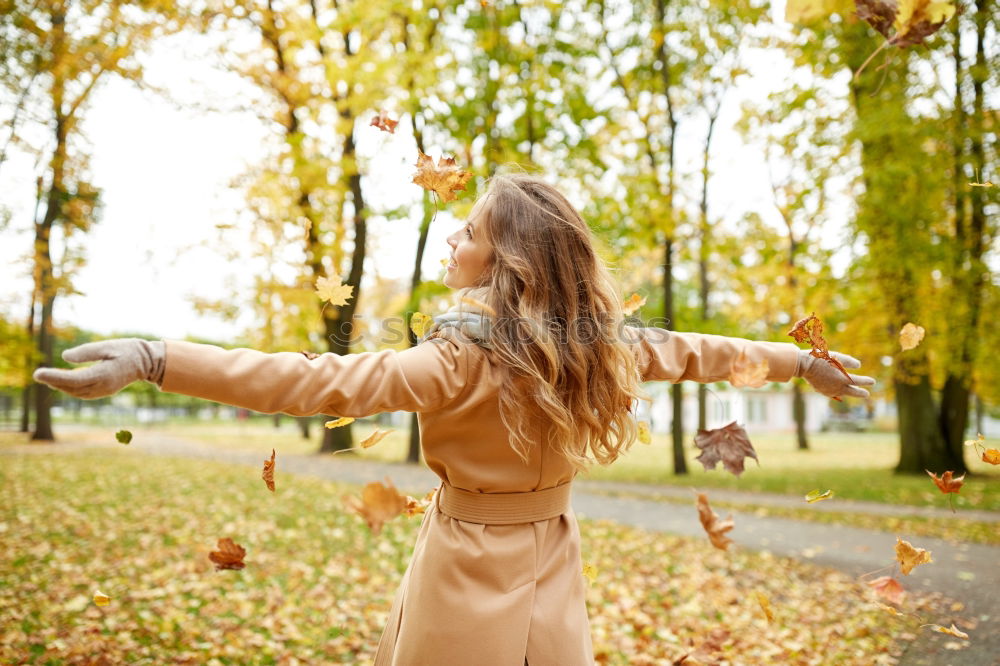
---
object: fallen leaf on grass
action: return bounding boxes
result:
[899,323,925,351]
[359,428,393,449]
[693,421,758,477]
[324,417,355,429]
[804,489,834,503]
[343,478,408,535]
[696,493,734,551]
[412,151,472,203]
[895,537,932,575]
[115,430,132,445]
[729,351,769,388]
[622,292,646,316]
[370,110,399,133]
[315,276,354,306]
[922,623,969,639]
[868,575,905,604]
[93,590,110,607]
[209,538,246,571]
[262,449,275,493]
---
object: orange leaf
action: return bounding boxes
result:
[404,489,436,517]
[983,449,1000,465]
[729,351,769,389]
[926,469,965,494]
[360,428,393,449]
[622,292,646,316]
[867,575,905,605]
[370,110,399,133]
[343,478,409,535]
[787,313,853,383]
[921,623,969,640]
[895,537,933,575]
[695,492,734,551]
[209,537,246,571]
[262,448,275,493]
[412,150,473,203]
[693,421,759,477]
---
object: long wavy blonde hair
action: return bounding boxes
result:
[461,173,647,471]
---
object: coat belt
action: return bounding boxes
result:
[435,481,572,525]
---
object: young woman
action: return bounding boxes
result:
[34,174,874,665]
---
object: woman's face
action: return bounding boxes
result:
[444,197,492,289]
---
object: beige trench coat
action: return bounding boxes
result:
[160,325,801,665]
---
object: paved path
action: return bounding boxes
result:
[7,433,999,665]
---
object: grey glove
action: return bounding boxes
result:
[32,338,166,399]
[795,350,875,399]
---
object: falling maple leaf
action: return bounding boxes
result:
[622,292,646,316]
[926,469,964,512]
[410,312,434,339]
[895,537,933,575]
[370,110,399,133]
[582,563,597,583]
[359,428,392,449]
[804,489,835,503]
[983,449,1000,465]
[729,351,770,389]
[755,591,775,623]
[262,449,275,493]
[324,417,355,429]
[404,489,435,517]
[412,150,473,203]
[637,420,652,445]
[695,492,735,551]
[693,421,759,477]
[343,478,409,535]
[115,430,132,445]
[93,590,110,607]
[314,276,354,306]
[921,623,969,639]
[788,313,854,385]
[867,575,905,605]
[899,322,926,351]
[209,537,246,571]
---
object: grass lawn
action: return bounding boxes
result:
[0,449,938,664]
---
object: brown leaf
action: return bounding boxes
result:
[209,537,246,571]
[867,575,905,605]
[404,489,436,517]
[926,469,965,494]
[262,448,275,493]
[921,623,969,640]
[299,350,320,360]
[412,150,473,203]
[729,351,769,388]
[370,110,399,133]
[855,0,956,48]
[343,478,408,535]
[695,492,734,551]
[895,537,933,575]
[787,313,853,384]
[693,421,759,477]
[360,428,392,449]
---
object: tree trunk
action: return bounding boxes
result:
[793,381,808,450]
[272,413,281,428]
[296,416,310,439]
[664,237,687,474]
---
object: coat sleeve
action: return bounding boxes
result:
[625,326,801,384]
[159,328,472,417]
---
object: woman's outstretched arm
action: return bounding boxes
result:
[33,328,473,417]
[624,326,874,400]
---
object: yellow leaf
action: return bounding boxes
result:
[893,0,956,39]
[963,432,985,448]
[324,417,355,429]
[921,623,969,640]
[622,292,646,316]
[410,312,435,339]
[785,0,852,23]
[637,420,652,445]
[895,537,933,575]
[93,590,110,607]
[755,591,774,623]
[582,563,597,583]
[804,489,834,503]
[899,322,925,351]
[875,602,904,616]
[315,276,354,306]
[360,428,392,449]
[412,151,473,203]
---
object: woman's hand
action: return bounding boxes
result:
[794,350,875,399]
[33,339,166,399]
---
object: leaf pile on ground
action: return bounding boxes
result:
[0,451,936,664]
